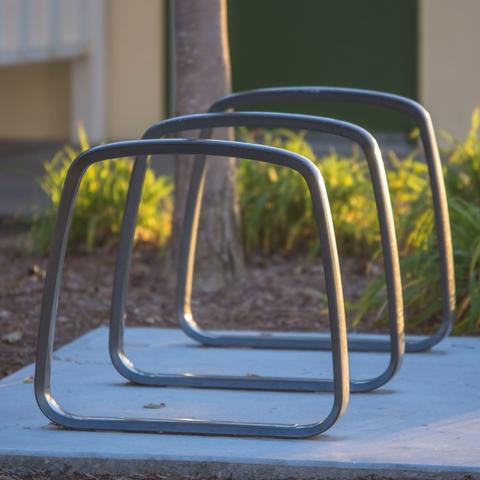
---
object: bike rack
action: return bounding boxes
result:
[110,112,404,393]
[120,87,454,354]
[34,138,349,438]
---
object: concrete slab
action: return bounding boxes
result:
[0,327,479,479]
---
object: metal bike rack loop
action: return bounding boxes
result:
[204,87,454,353]
[34,139,349,438]
[120,87,453,354]
[110,112,404,393]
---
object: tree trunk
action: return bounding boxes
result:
[171,0,245,289]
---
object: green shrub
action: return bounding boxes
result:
[444,109,480,203]
[238,129,321,256]
[30,128,173,253]
[238,128,380,257]
[237,128,427,259]
[237,124,480,334]
[386,152,431,253]
[356,109,480,334]
[356,197,480,335]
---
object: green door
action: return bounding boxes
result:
[228,0,418,132]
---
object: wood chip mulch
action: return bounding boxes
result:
[0,231,376,379]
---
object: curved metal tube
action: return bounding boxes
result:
[206,87,454,352]
[111,112,404,393]
[35,139,349,438]
[119,87,452,353]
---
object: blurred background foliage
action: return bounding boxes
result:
[31,111,480,334]
[29,128,173,253]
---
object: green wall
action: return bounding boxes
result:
[228,0,418,132]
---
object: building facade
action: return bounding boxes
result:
[0,0,479,143]
[0,0,166,143]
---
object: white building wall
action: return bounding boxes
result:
[0,0,88,65]
[0,0,166,142]
[106,0,166,140]
[419,0,480,140]
[5,0,479,143]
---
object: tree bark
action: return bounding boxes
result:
[172,0,245,289]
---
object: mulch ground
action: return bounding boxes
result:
[0,229,379,379]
